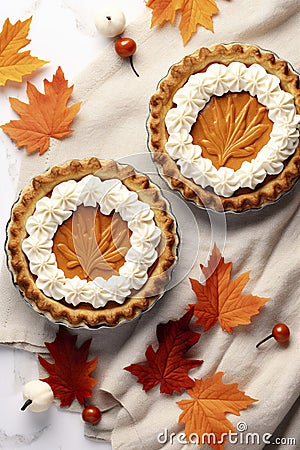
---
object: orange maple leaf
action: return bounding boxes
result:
[189,244,269,332]
[38,327,98,407]
[177,372,257,450]
[146,0,219,45]
[1,66,81,155]
[147,0,183,26]
[0,17,48,86]
[180,0,219,44]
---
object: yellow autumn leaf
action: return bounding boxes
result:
[0,17,48,86]
[146,0,219,45]
[147,0,183,26]
[179,0,219,45]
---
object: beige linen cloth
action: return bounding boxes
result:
[1,1,300,448]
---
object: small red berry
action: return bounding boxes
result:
[256,323,290,348]
[115,37,136,58]
[82,405,102,425]
[115,37,139,77]
[272,323,290,343]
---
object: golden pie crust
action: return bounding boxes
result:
[147,43,300,212]
[6,157,178,328]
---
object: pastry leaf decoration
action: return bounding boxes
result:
[177,372,257,450]
[1,67,81,155]
[56,206,129,280]
[124,308,203,395]
[147,0,219,45]
[189,244,270,332]
[196,95,271,168]
[0,17,48,86]
[39,327,98,407]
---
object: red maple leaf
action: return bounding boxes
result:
[38,326,98,407]
[124,308,202,394]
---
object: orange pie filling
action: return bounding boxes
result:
[53,206,131,281]
[190,92,273,171]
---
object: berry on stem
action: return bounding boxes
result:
[82,405,102,425]
[115,37,139,77]
[272,323,290,342]
[256,323,290,348]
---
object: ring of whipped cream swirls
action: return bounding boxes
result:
[165,62,300,197]
[22,175,161,308]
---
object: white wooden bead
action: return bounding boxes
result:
[95,7,126,38]
[22,380,54,412]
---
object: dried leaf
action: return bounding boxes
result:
[1,66,81,155]
[179,0,219,44]
[147,0,183,26]
[177,372,257,450]
[147,0,219,45]
[124,309,203,394]
[0,17,47,86]
[38,327,98,407]
[189,244,270,332]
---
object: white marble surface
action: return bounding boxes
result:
[0,1,144,448]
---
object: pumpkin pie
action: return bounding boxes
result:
[6,158,178,328]
[147,43,300,212]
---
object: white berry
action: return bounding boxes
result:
[94,7,126,37]
[22,380,54,412]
